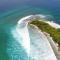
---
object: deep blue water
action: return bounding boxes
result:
[0,0,60,60]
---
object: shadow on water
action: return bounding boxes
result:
[0,27,10,60]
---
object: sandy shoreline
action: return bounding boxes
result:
[43,32,60,60]
[18,14,60,60]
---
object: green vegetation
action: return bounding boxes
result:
[30,20,60,46]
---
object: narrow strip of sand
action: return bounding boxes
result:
[44,33,60,60]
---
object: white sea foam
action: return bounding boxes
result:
[11,26,30,55]
[46,21,60,29]
[16,26,30,54]
[16,15,34,54]
[35,14,60,29]
[35,14,46,18]
[18,15,33,25]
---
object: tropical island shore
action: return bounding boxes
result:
[18,14,60,60]
[30,20,60,46]
[29,19,60,60]
[19,14,60,49]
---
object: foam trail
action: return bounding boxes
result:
[46,21,60,29]
[18,15,33,25]
[35,14,60,29]
[35,14,46,18]
[16,26,30,54]
[15,15,35,55]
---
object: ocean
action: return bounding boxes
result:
[0,0,60,60]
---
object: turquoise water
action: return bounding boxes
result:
[0,0,60,60]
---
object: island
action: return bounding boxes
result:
[29,19,60,49]
[17,15,60,60]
